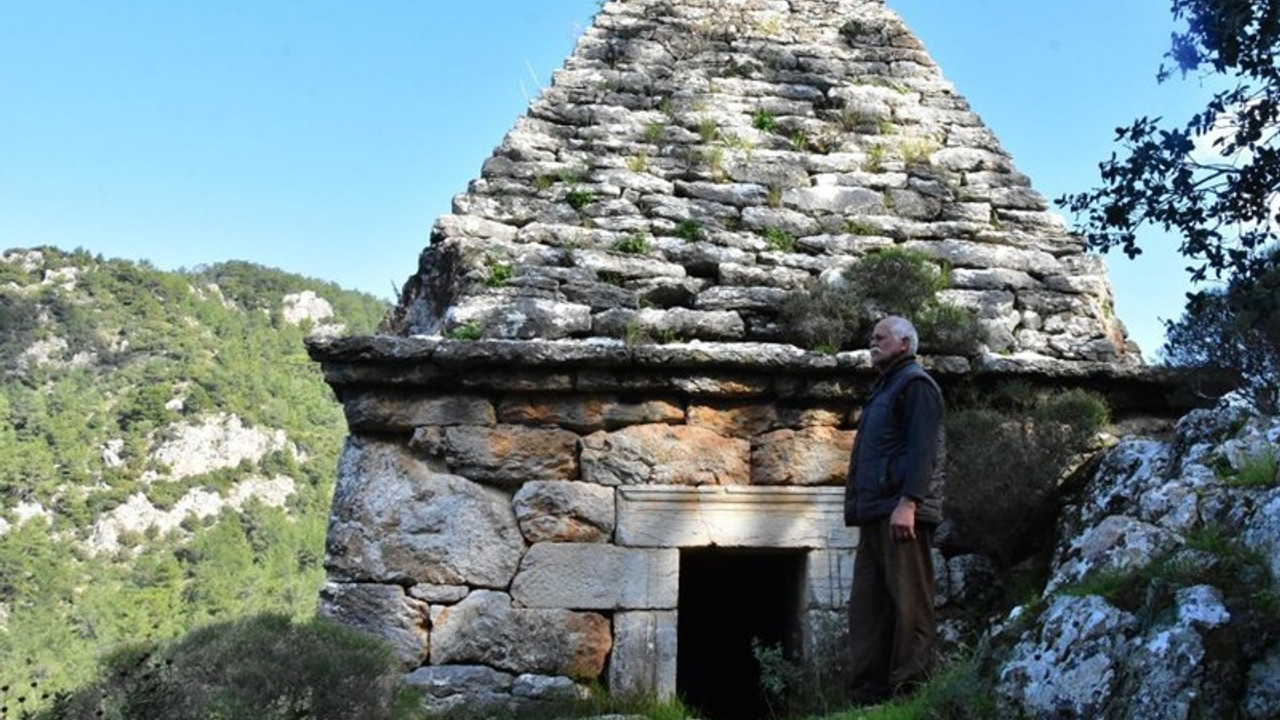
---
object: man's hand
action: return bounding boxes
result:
[889,497,917,542]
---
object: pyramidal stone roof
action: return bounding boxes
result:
[387,0,1141,366]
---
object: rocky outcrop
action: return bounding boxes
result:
[991,397,1280,719]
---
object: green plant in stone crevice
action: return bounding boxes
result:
[752,109,779,133]
[697,117,719,143]
[612,233,650,255]
[900,136,941,166]
[1219,448,1279,488]
[446,322,483,341]
[484,261,514,287]
[761,227,796,252]
[627,153,649,173]
[565,187,596,212]
[644,121,665,144]
[863,143,887,172]
[844,219,877,236]
[674,220,703,242]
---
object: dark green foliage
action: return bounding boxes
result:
[1160,265,1280,412]
[780,247,984,353]
[673,220,703,242]
[0,246,388,712]
[29,614,413,720]
[944,386,1110,566]
[565,187,596,212]
[1058,0,1280,335]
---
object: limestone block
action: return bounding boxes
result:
[512,674,590,701]
[591,307,747,341]
[609,611,678,699]
[317,582,430,668]
[1047,515,1180,593]
[445,296,592,340]
[409,424,579,487]
[326,438,524,588]
[806,548,854,610]
[402,665,514,698]
[513,481,617,543]
[616,485,855,549]
[688,402,778,438]
[498,395,684,433]
[430,590,612,680]
[751,426,854,486]
[579,425,750,486]
[409,584,469,604]
[341,392,495,432]
[511,543,678,609]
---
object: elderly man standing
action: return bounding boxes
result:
[843,315,946,704]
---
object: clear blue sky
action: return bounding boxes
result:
[0,0,1210,358]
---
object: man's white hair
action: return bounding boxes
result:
[880,315,919,355]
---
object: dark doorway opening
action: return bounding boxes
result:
[677,548,806,720]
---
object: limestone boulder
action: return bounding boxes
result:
[409,425,579,488]
[579,424,750,485]
[750,425,854,486]
[513,481,616,543]
[317,582,430,668]
[430,590,611,679]
[326,438,525,588]
[510,543,678,609]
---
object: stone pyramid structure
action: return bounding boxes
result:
[387,0,1137,365]
[306,1,1202,715]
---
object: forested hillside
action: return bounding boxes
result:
[0,247,388,701]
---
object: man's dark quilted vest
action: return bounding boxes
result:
[844,360,946,527]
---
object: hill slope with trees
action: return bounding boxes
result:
[0,246,388,702]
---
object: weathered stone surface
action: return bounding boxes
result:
[317,582,430,668]
[430,590,611,679]
[402,665,516,718]
[498,395,684,433]
[513,481,616,544]
[409,425,579,487]
[750,425,854,486]
[579,424,750,485]
[687,402,779,437]
[341,392,496,432]
[326,439,524,587]
[511,674,590,701]
[806,548,854,610]
[511,543,678,609]
[993,397,1280,720]
[609,611,678,699]
[997,595,1137,718]
[617,485,854,549]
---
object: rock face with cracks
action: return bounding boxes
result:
[992,395,1280,720]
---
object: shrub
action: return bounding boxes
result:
[761,227,795,252]
[1160,273,1280,413]
[944,387,1109,565]
[34,614,413,720]
[778,247,984,354]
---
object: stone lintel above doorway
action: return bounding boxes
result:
[616,485,855,550]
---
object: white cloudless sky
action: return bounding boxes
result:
[0,0,1213,358]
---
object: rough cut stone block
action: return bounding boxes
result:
[342,392,495,432]
[498,395,684,433]
[609,611,678,699]
[318,581,430,668]
[430,590,612,680]
[616,485,855,549]
[807,548,855,610]
[511,543,678,609]
[402,665,514,698]
[409,424,579,487]
[751,426,855,486]
[326,438,525,588]
[579,424,750,486]
[513,481,616,543]
[687,402,778,437]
